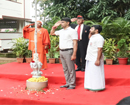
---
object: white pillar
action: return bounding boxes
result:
[17,20,24,32]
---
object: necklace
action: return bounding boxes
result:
[37,28,41,34]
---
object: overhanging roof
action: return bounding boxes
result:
[0,15,32,21]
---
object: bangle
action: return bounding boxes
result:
[52,26,57,29]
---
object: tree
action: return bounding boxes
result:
[32,0,52,23]
[88,0,130,21]
[34,0,94,20]
[42,16,61,33]
[32,0,130,22]
[104,17,130,41]
[34,0,130,21]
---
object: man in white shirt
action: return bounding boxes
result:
[84,25,105,92]
[50,17,78,89]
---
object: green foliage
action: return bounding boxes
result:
[103,38,117,60]
[88,0,130,21]
[44,0,93,20]
[47,35,59,58]
[104,17,130,41]
[4,29,17,33]
[100,16,112,38]
[127,38,130,51]
[32,0,52,22]
[5,29,10,32]
[83,20,99,27]
[117,39,128,58]
[88,17,130,40]
[12,38,28,58]
[124,9,130,20]
[42,16,61,33]
[13,28,17,32]
[88,1,117,21]
[25,50,32,58]
[35,0,130,21]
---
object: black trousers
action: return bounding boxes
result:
[76,40,86,69]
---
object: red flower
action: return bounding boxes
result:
[32,61,35,63]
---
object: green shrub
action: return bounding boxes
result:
[103,38,117,60]
[25,50,32,58]
[47,35,59,58]
[117,39,128,58]
[12,37,28,58]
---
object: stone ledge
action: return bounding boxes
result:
[0,57,17,63]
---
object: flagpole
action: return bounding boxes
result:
[26,0,47,91]
[34,0,37,53]
[30,0,43,78]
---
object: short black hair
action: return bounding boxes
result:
[116,96,130,105]
[61,17,71,25]
[92,25,102,33]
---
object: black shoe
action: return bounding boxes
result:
[66,87,75,90]
[75,67,81,71]
[60,85,69,88]
[81,68,85,72]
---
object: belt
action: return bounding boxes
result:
[60,48,73,51]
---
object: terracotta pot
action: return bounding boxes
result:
[17,58,24,63]
[106,59,113,65]
[26,58,32,63]
[49,58,55,64]
[59,58,62,64]
[118,57,128,65]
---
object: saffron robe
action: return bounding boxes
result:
[23,24,50,69]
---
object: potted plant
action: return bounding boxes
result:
[12,37,28,63]
[103,38,117,65]
[25,50,32,63]
[47,35,59,63]
[102,17,130,41]
[117,39,128,65]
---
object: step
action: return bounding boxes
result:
[0,57,16,63]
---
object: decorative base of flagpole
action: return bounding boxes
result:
[30,53,43,78]
[26,53,48,91]
[26,80,48,91]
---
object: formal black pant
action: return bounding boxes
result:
[76,40,86,69]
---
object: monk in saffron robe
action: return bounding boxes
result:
[23,21,50,69]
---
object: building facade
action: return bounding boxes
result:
[0,0,32,51]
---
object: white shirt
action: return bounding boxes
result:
[55,27,78,49]
[75,24,84,40]
[85,34,104,61]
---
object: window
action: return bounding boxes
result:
[0,19,17,32]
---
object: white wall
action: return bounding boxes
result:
[0,33,23,51]
[25,0,31,19]
[0,0,22,18]
[0,0,31,51]
[0,0,31,19]
[0,40,14,50]
[0,33,22,39]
